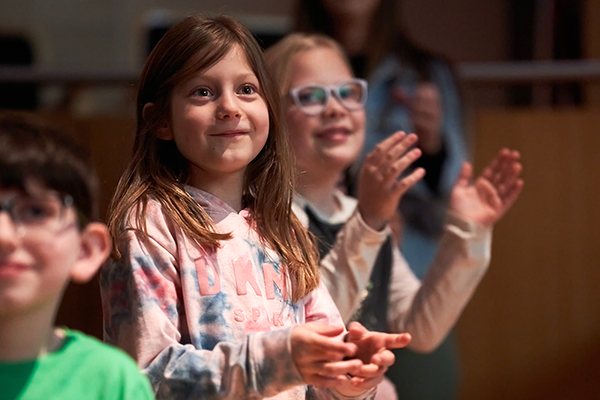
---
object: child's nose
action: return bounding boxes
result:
[322,92,347,117]
[0,212,20,253]
[217,92,242,120]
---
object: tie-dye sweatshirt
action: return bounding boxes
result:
[100,187,376,400]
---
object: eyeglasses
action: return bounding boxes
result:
[0,193,75,238]
[289,78,368,115]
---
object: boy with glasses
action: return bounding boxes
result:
[0,112,154,400]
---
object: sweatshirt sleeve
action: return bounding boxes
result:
[387,213,492,353]
[146,329,301,399]
[100,205,305,399]
[316,209,390,323]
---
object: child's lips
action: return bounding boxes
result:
[317,126,352,141]
[0,261,29,278]
[212,130,249,137]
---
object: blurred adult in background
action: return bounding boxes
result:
[294,1,469,399]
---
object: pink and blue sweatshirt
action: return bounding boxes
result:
[100,186,375,400]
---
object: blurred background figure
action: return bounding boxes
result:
[294,1,468,399]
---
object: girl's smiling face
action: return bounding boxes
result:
[161,44,270,190]
[285,46,366,176]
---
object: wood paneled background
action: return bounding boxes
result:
[457,109,600,400]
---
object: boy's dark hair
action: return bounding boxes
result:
[0,111,99,224]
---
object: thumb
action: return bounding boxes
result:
[455,162,473,187]
[309,323,346,338]
[385,332,412,349]
[345,321,368,342]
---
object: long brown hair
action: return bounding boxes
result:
[108,14,320,301]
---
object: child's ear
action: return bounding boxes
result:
[70,222,111,283]
[143,102,173,140]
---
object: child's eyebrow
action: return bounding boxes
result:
[184,72,259,85]
[229,72,260,84]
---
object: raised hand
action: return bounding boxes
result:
[449,148,524,226]
[357,131,425,231]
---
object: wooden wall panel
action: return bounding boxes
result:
[584,0,600,105]
[54,116,135,339]
[457,109,600,400]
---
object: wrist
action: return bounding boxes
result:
[359,210,387,232]
[334,385,377,400]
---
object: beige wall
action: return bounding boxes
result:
[1,0,509,112]
[1,0,508,69]
[1,0,290,70]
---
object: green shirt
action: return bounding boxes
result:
[0,329,154,400]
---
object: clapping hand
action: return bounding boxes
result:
[291,322,411,397]
[449,148,524,226]
[332,322,411,397]
[357,131,425,231]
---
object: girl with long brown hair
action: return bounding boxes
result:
[100,14,410,400]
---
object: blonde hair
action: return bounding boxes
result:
[108,15,320,301]
[264,32,351,96]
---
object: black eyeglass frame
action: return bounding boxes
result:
[0,192,87,231]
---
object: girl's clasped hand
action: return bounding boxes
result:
[291,322,411,397]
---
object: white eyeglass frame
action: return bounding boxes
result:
[289,78,368,115]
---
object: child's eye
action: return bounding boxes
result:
[238,85,257,95]
[298,87,326,106]
[193,88,212,97]
[13,198,60,225]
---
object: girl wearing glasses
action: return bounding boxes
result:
[265,33,523,399]
[293,2,473,397]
